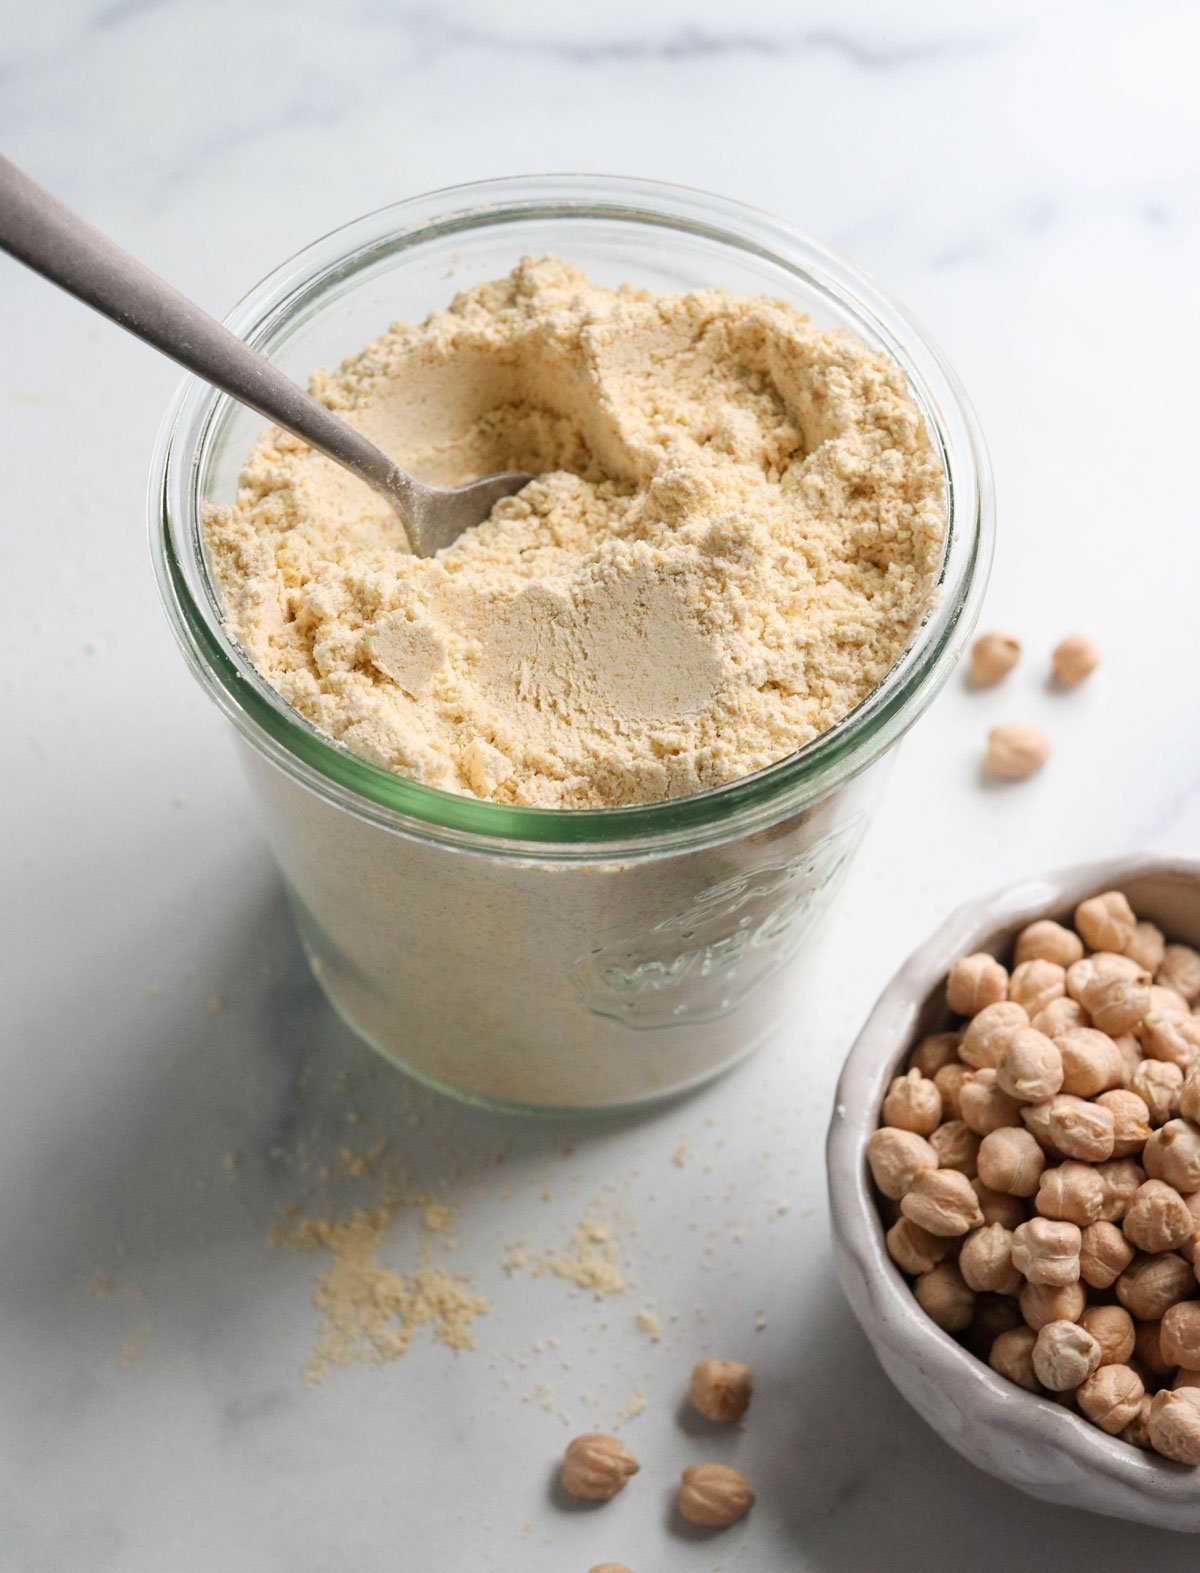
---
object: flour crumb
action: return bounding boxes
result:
[536,1207,629,1299]
[121,1326,151,1370]
[620,1387,648,1422]
[635,1308,663,1343]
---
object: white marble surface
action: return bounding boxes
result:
[3,2,1200,1568]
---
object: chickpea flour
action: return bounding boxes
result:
[206,258,946,810]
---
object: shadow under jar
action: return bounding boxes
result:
[150,174,993,1113]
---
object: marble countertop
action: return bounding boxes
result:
[4,1,1200,1567]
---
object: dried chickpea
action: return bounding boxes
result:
[977,1126,1045,1197]
[1067,952,1146,1001]
[910,1031,961,1077]
[959,1224,1021,1294]
[972,1179,1026,1230]
[688,1360,752,1424]
[1143,985,1191,1022]
[1011,1217,1082,1286]
[928,1120,981,1178]
[867,1128,939,1200]
[1025,1095,1115,1163]
[1019,1279,1086,1331]
[1115,1252,1194,1320]
[1079,972,1152,1038]
[1035,1162,1104,1226]
[1051,633,1100,687]
[959,1002,1028,1070]
[1159,945,1200,1005]
[882,1069,943,1135]
[1131,1060,1183,1127]
[1055,1029,1125,1099]
[985,723,1049,781]
[1123,1180,1197,1255]
[1135,1319,1173,1374]
[1015,919,1084,970]
[886,1217,949,1276]
[1076,892,1137,955]
[933,1062,972,1119]
[1096,1090,1152,1157]
[1148,1388,1200,1465]
[1142,1013,1200,1073]
[1113,1033,1143,1083]
[1162,1303,1200,1370]
[997,1029,1064,1104]
[947,953,1009,1018]
[560,1434,640,1501]
[1182,1189,1200,1236]
[969,631,1020,687]
[960,1070,1023,1136]
[1032,997,1088,1038]
[1079,1304,1136,1367]
[1009,960,1067,1020]
[902,1168,985,1236]
[1181,1068,1200,1125]
[677,1464,754,1528]
[989,1325,1041,1392]
[1144,1120,1200,1193]
[1033,1320,1102,1391]
[1077,1364,1144,1434]
[1079,1221,1135,1289]
[1095,1159,1147,1223]
[1122,1394,1155,1450]
[1127,921,1167,975]
[966,1293,1022,1357]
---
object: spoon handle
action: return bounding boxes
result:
[0,153,416,511]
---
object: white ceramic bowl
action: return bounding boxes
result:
[827,854,1200,1530]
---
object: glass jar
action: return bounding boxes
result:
[150,175,993,1113]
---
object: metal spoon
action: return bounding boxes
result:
[0,154,531,556]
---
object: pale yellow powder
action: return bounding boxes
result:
[207,257,945,808]
[535,1207,629,1299]
[275,1203,489,1386]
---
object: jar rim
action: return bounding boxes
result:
[150,173,994,859]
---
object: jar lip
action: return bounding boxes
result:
[150,173,994,857]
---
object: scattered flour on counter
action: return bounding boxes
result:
[535,1205,630,1299]
[274,1202,489,1387]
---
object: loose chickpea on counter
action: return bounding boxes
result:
[676,1464,755,1528]
[560,1435,640,1501]
[1052,633,1101,688]
[970,631,1021,687]
[688,1360,752,1424]
[984,724,1050,781]
[871,888,1200,1464]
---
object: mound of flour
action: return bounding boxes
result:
[207,258,945,808]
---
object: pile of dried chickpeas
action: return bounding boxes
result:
[870,890,1200,1463]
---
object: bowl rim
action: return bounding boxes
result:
[827,852,1200,1514]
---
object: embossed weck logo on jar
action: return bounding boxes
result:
[574,820,864,1028]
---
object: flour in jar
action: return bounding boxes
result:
[206,258,946,809]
